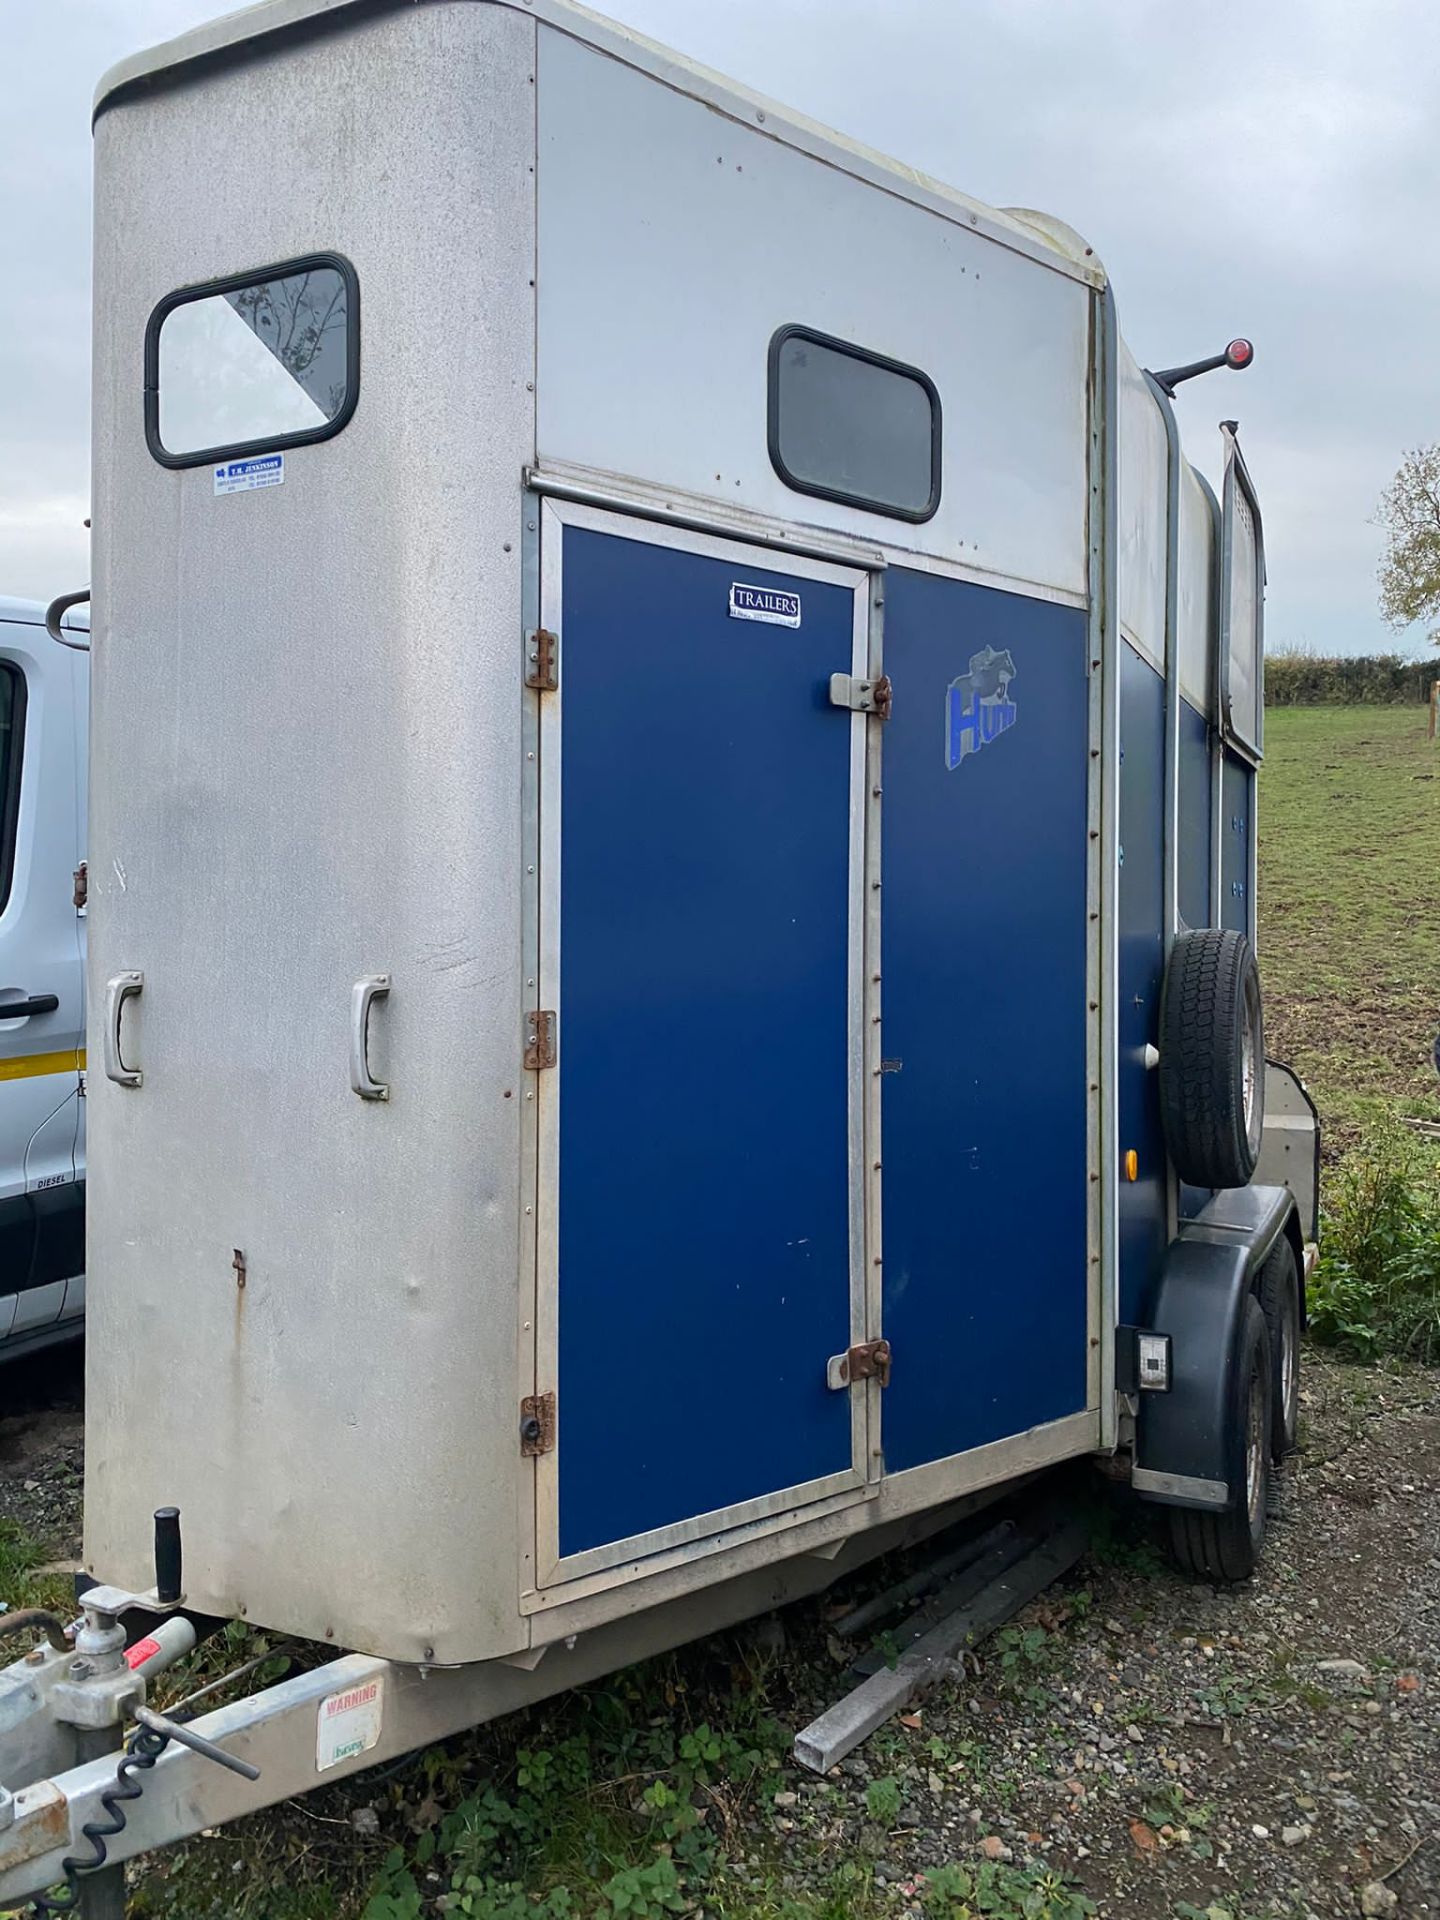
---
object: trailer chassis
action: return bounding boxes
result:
[0,1486,1018,1911]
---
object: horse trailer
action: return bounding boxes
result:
[0,0,1318,1906]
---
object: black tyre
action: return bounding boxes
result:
[1158,928,1264,1189]
[1257,1234,1301,1459]
[1167,1295,1272,1583]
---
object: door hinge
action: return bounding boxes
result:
[73,861,88,911]
[826,1338,892,1390]
[526,627,558,692]
[828,672,892,720]
[520,1391,556,1456]
[524,1009,556,1070]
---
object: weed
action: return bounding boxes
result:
[863,1775,903,1826]
[1139,1782,1212,1832]
[0,1521,73,1616]
[920,1859,1096,1919]
[1307,1120,1440,1361]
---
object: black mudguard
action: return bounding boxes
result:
[1132,1184,1299,1512]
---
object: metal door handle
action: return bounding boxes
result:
[0,993,60,1018]
[104,971,143,1087]
[350,975,391,1101]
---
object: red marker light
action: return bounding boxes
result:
[1225,338,1254,369]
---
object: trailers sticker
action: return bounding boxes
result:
[945,646,1017,769]
[214,453,285,496]
[316,1677,384,1772]
[729,582,801,628]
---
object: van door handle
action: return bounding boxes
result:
[0,994,60,1018]
[104,971,144,1087]
[350,975,391,1101]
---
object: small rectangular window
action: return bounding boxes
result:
[768,326,941,522]
[145,254,359,468]
[0,663,25,917]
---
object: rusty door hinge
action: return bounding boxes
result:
[826,1338,892,1390]
[520,1391,556,1456]
[73,862,88,911]
[525,627,558,691]
[524,1009,556,1070]
[828,673,892,720]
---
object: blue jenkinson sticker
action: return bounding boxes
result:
[946,645,1018,769]
[213,453,285,496]
[728,582,801,628]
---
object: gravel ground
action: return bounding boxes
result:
[2,1344,1436,1919]
[0,1342,84,1565]
[769,1354,1440,1920]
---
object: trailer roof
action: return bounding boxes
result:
[93,0,1105,291]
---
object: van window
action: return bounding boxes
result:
[146,254,359,467]
[768,326,941,522]
[0,664,24,916]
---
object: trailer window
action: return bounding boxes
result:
[0,663,24,916]
[146,254,359,468]
[768,326,940,522]
[1219,430,1264,758]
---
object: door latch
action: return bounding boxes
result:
[520,1391,556,1456]
[826,1339,892,1390]
[828,673,892,720]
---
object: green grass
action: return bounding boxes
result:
[1260,704,1440,1360]
[1258,705,1440,1152]
[0,1521,77,1618]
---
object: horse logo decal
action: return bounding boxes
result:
[945,646,1018,769]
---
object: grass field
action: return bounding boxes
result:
[1258,703,1440,1153]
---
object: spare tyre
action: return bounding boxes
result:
[1158,927,1264,1189]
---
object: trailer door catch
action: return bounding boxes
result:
[525,627,558,691]
[829,673,892,720]
[524,1010,556,1071]
[520,1391,556,1456]
[827,1339,892,1390]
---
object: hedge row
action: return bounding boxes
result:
[1265,651,1437,706]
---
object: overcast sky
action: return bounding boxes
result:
[4,0,1438,655]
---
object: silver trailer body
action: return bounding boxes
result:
[81,0,1273,1670]
[0,3,1314,1901]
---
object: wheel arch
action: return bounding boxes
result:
[1132,1183,1297,1513]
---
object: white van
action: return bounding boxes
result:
[0,594,87,1360]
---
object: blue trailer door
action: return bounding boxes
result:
[876,569,1093,1474]
[535,505,871,1578]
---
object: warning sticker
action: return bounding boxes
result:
[214,453,285,496]
[316,1676,384,1772]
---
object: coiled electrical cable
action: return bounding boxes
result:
[29,1724,169,1915]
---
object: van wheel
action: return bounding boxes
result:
[1167,1296,1272,1583]
[1158,928,1264,1190]
[1257,1235,1301,1459]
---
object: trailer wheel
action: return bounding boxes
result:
[1158,928,1264,1189]
[1167,1295,1272,1583]
[1257,1234,1301,1459]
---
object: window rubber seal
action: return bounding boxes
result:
[766,322,942,524]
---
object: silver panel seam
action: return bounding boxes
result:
[1091,284,1120,1448]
